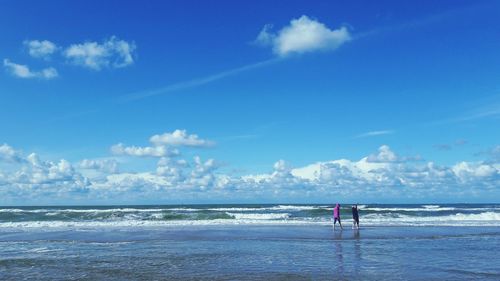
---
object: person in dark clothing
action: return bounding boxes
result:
[333,203,343,230]
[352,204,359,229]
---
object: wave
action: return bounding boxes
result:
[226,213,290,220]
[203,205,322,212]
[2,205,496,215]
[361,212,500,224]
[362,207,458,212]
[1,211,498,229]
[422,205,441,209]
[0,219,315,229]
[0,208,167,213]
[1,204,499,229]
[272,205,320,211]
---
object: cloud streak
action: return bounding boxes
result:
[121,15,350,102]
[353,2,488,40]
[121,58,280,101]
[354,130,394,139]
[429,95,500,125]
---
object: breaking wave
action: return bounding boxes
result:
[0,204,498,229]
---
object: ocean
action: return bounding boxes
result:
[1,204,499,280]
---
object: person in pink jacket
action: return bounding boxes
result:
[333,203,343,230]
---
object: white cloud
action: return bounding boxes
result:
[63,36,136,70]
[367,145,399,163]
[19,153,85,185]
[452,161,498,181]
[0,143,23,163]
[0,149,89,202]
[111,143,179,158]
[256,15,351,56]
[3,37,135,81]
[255,24,275,46]
[78,159,119,173]
[156,158,185,183]
[111,130,212,159]
[366,145,422,163]
[23,40,58,59]
[3,59,58,79]
[150,129,214,147]
[1,140,499,204]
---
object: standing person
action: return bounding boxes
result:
[352,204,359,229]
[333,203,343,230]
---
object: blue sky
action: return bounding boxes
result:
[0,0,499,205]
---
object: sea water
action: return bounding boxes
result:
[0,204,499,280]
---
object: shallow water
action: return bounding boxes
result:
[0,225,499,280]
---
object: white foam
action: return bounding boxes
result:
[0,208,166,213]
[272,205,320,211]
[0,208,26,212]
[205,207,266,212]
[206,205,322,212]
[361,211,500,225]
[226,213,291,220]
[422,205,441,209]
[26,247,62,253]
[0,218,315,229]
[149,213,164,219]
[1,211,499,229]
[363,207,457,212]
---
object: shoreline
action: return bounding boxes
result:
[1,224,499,242]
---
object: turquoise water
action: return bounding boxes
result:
[0,204,499,280]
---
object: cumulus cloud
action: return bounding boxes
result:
[0,143,23,163]
[1,139,499,204]
[78,159,119,173]
[3,59,58,79]
[366,145,422,163]
[150,129,214,147]
[0,148,89,203]
[111,130,213,158]
[23,40,58,59]
[111,143,179,158]
[63,36,136,70]
[3,37,136,81]
[366,145,400,162]
[286,151,498,200]
[256,15,351,56]
[452,161,498,181]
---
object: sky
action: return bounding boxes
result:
[0,0,499,205]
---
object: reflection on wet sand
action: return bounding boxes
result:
[333,230,344,275]
[353,229,361,277]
